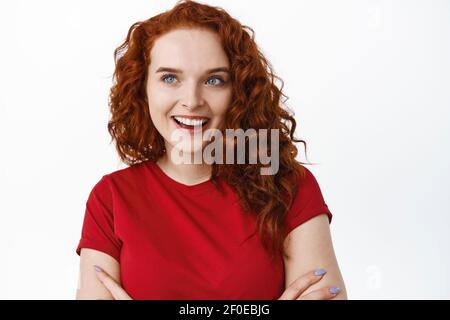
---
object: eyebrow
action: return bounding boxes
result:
[155,67,230,74]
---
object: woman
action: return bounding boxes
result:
[75,0,347,300]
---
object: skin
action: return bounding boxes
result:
[76,27,347,300]
[283,214,348,300]
[146,27,232,186]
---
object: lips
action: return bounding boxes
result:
[171,115,210,120]
[171,116,210,132]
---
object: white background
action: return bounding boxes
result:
[0,0,449,299]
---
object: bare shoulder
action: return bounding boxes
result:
[76,248,121,300]
[283,213,348,299]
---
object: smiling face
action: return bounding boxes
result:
[146,27,232,156]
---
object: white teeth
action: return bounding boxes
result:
[173,116,208,126]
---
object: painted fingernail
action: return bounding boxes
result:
[314,268,327,276]
[94,265,103,272]
[329,287,341,295]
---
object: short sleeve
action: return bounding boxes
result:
[76,175,122,262]
[284,166,333,237]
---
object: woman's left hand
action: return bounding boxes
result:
[94,265,133,300]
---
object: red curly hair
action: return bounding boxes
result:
[108,0,310,261]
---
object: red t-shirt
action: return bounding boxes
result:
[76,159,332,299]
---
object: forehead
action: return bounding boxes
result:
[149,28,229,71]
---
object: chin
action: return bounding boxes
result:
[170,142,205,154]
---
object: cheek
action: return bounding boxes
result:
[210,90,232,118]
[147,89,174,117]
[147,101,173,138]
[146,81,173,111]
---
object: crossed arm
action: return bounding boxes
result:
[76,213,347,300]
[283,213,348,299]
[76,248,120,300]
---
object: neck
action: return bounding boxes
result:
[156,144,212,186]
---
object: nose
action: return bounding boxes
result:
[180,81,205,109]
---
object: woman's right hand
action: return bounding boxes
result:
[277,268,342,300]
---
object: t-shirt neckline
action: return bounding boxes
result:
[145,159,215,195]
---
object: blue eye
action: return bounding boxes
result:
[161,74,177,84]
[206,76,224,86]
[161,74,225,86]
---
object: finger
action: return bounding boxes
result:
[278,268,327,300]
[94,265,132,300]
[298,286,342,300]
[94,266,131,300]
